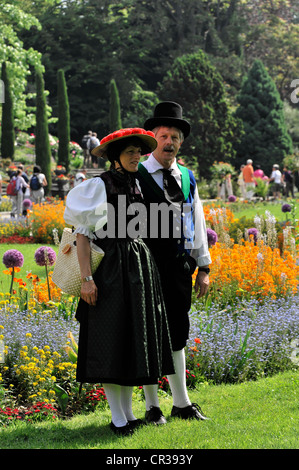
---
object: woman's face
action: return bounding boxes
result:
[118,145,142,172]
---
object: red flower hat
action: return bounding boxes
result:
[90,127,157,159]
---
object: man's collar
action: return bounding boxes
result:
[143,153,181,174]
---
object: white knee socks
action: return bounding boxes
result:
[143,348,191,410]
[167,348,191,408]
[103,383,135,427]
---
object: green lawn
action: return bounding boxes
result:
[225,200,296,221]
[0,370,298,450]
[0,243,59,292]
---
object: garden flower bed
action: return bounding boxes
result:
[0,199,298,424]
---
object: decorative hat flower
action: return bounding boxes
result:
[34,247,56,266]
[23,199,32,209]
[2,249,24,294]
[34,247,56,300]
[3,249,24,269]
[281,203,291,213]
[248,227,259,243]
[207,228,218,247]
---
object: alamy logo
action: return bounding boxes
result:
[290,79,299,104]
[0,79,4,103]
[93,195,201,249]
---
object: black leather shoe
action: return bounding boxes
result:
[145,406,167,425]
[128,418,144,429]
[110,421,134,436]
[171,403,209,420]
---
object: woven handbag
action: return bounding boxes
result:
[52,227,104,297]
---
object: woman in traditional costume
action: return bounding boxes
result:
[64,128,174,435]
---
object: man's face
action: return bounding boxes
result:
[153,126,182,168]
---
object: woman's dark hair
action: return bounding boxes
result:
[33,165,41,173]
[106,137,151,164]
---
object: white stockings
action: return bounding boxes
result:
[103,383,136,427]
[143,348,191,410]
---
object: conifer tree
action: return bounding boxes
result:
[234,60,293,173]
[109,79,122,132]
[1,62,15,160]
[158,50,242,178]
[35,68,52,193]
[57,69,70,172]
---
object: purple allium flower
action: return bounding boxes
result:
[23,198,32,209]
[248,228,259,242]
[228,195,236,202]
[281,203,292,213]
[2,249,24,269]
[207,228,218,247]
[34,246,56,266]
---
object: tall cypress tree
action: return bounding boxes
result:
[109,79,122,132]
[234,60,293,173]
[35,68,52,193]
[1,62,15,160]
[57,69,70,172]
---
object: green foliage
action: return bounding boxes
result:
[35,68,52,192]
[1,62,15,159]
[158,50,243,178]
[57,69,70,172]
[234,60,293,174]
[0,3,42,130]
[109,79,122,132]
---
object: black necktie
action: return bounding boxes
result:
[161,168,185,207]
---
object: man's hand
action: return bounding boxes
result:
[194,270,210,298]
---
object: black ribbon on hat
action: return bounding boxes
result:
[161,168,184,207]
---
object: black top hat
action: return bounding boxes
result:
[144,101,190,139]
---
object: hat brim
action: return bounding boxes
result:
[91,133,157,159]
[143,117,191,139]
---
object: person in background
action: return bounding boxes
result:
[237,164,246,199]
[74,169,87,187]
[269,164,282,199]
[242,159,255,200]
[29,165,47,204]
[282,166,294,198]
[18,164,30,197]
[82,130,92,168]
[138,101,211,424]
[12,169,29,217]
[89,132,100,169]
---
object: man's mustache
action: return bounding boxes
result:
[163,146,174,152]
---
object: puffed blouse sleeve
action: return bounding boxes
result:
[64,177,108,240]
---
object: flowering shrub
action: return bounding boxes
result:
[29,200,67,243]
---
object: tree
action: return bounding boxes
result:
[35,68,52,193]
[1,62,15,160]
[234,59,293,174]
[158,50,243,178]
[57,69,70,171]
[109,79,122,132]
[0,2,42,130]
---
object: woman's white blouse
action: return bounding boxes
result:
[64,178,108,239]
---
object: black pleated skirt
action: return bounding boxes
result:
[75,238,175,386]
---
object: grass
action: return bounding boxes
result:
[0,370,298,450]
[0,243,59,292]
[227,199,297,221]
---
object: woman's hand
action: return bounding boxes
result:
[80,279,98,306]
[76,233,98,305]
